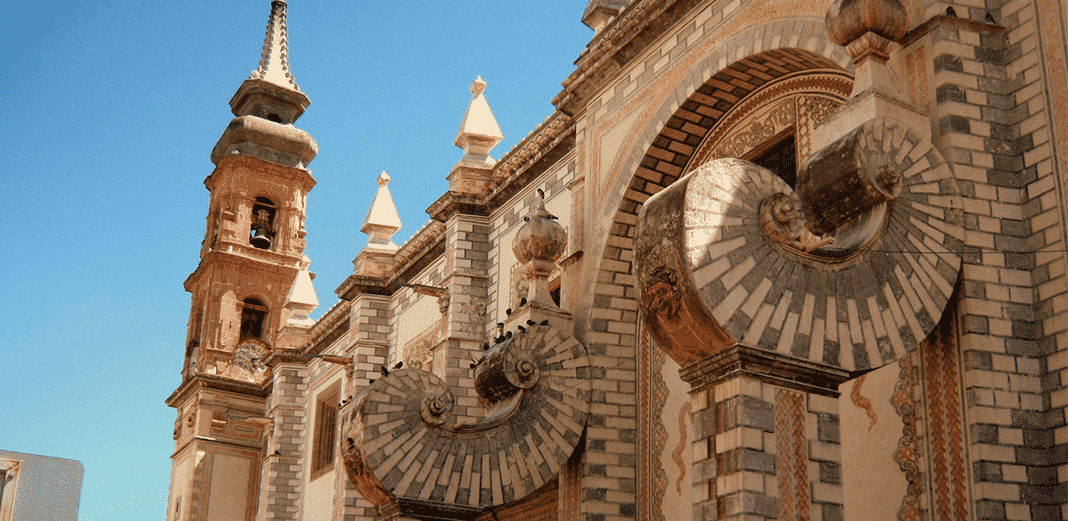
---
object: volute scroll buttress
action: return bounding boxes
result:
[340,324,592,511]
[635,117,964,372]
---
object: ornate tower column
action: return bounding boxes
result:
[165,2,317,520]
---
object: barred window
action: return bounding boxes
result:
[310,383,340,480]
[744,129,797,188]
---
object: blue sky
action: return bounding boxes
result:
[0,1,590,518]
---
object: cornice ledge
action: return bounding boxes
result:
[898,14,1004,48]
[165,372,271,406]
[427,191,488,223]
[261,347,311,366]
[679,344,850,397]
[336,274,393,301]
[490,112,574,185]
[303,299,351,347]
[206,151,317,193]
[553,0,702,115]
[391,221,446,278]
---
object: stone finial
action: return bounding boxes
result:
[826,0,907,46]
[513,189,567,306]
[454,77,504,165]
[360,171,402,251]
[251,0,300,90]
[825,0,908,100]
[470,76,486,97]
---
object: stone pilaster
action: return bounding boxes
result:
[348,294,391,388]
[257,359,308,521]
[440,213,491,422]
[680,346,848,521]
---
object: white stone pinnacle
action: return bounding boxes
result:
[285,255,319,324]
[454,76,503,162]
[361,170,402,250]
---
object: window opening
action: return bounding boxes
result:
[250,197,277,250]
[744,129,797,189]
[311,383,340,480]
[549,276,562,307]
[240,298,267,340]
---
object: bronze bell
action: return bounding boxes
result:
[250,228,272,249]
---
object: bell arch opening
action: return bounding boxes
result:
[240,297,268,341]
[250,196,277,250]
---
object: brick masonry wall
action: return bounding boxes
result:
[996,0,1068,517]
[913,0,1068,516]
[349,295,391,388]
[686,374,843,521]
[260,363,308,521]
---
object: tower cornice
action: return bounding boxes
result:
[183,249,301,293]
[205,150,316,193]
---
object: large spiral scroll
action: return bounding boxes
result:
[636,117,963,371]
[342,324,592,509]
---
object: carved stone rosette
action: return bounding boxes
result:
[635,117,963,371]
[341,324,592,510]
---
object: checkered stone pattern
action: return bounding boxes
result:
[917,7,1067,518]
[259,363,308,521]
[689,374,844,521]
[635,120,965,372]
[343,325,591,509]
[335,478,375,521]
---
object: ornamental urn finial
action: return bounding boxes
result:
[825,0,908,46]
[512,189,567,308]
[513,189,567,265]
[825,0,909,100]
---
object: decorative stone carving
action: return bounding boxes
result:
[759,193,835,252]
[340,324,592,510]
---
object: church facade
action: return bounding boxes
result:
[165,0,1068,520]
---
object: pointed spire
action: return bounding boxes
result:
[361,171,402,251]
[285,255,319,315]
[279,255,318,348]
[250,0,301,91]
[229,0,310,124]
[454,77,503,165]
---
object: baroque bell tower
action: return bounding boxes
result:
[165,1,317,520]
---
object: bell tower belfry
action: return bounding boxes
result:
[165,2,318,520]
